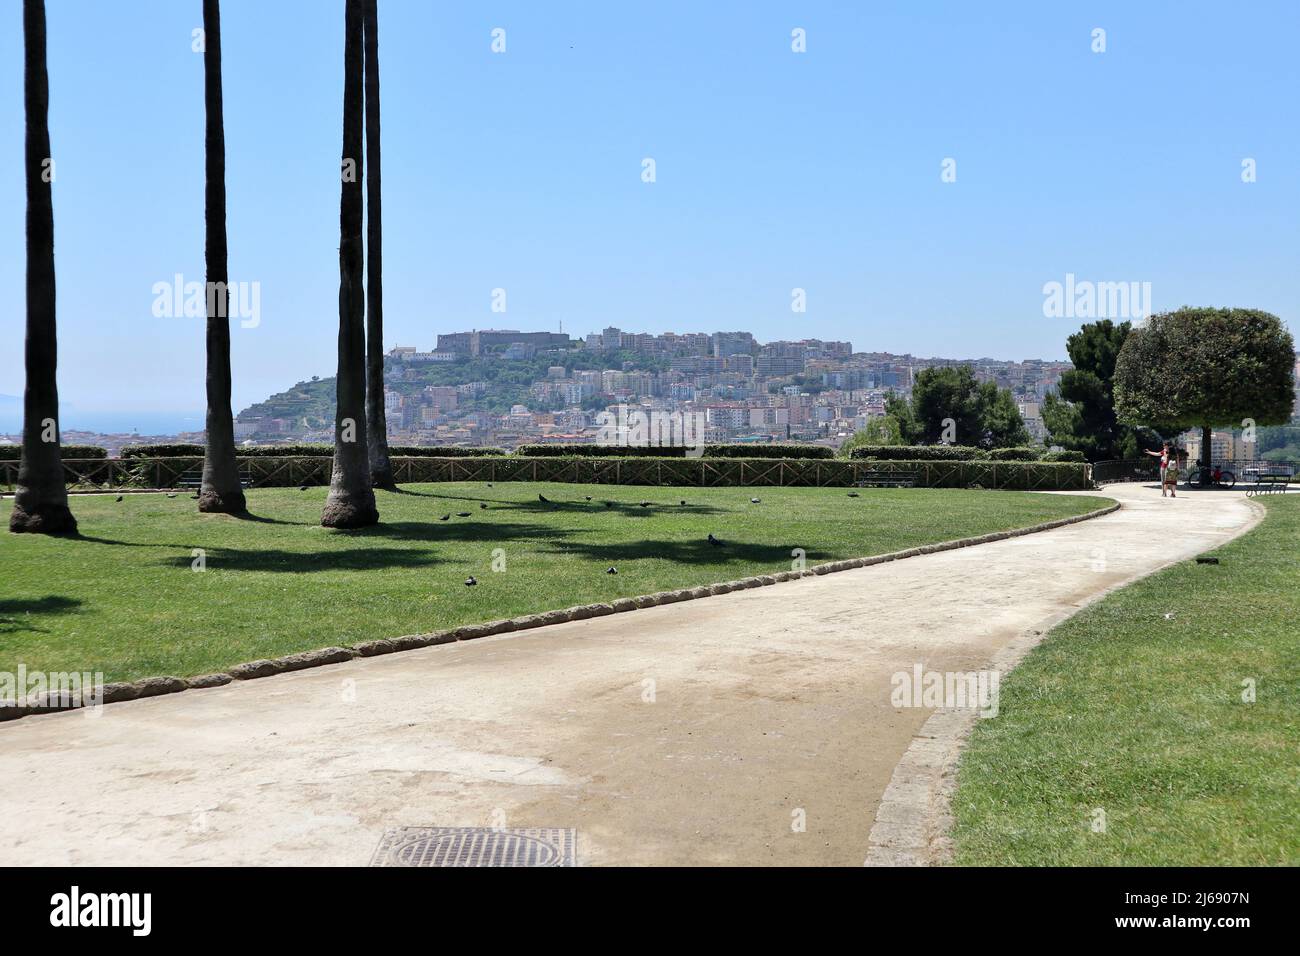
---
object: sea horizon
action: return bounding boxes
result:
[0,400,205,438]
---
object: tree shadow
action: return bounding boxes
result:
[155,546,453,573]
[537,538,830,567]
[229,511,303,526]
[505,499,724,518]
[384,489,511,504]
[346,519,578,544]
[68,533,158,548]
[0,596,84,634]
[388,487,444,498]
[382,488,725,515]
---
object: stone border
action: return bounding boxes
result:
[0,498,1121,724]
[863,495,1267,867]
[1,489,179,497]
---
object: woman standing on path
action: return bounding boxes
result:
[1163,450,1181,497]
[1144,442,1170,491]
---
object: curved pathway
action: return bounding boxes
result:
[0,484,1257,866]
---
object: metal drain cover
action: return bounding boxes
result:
[370,827,576,867]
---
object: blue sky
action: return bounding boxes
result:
[1,0,1297,431]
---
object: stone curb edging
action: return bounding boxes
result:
[1,489,191,497]
[0,498,1121,724]
[862,494,1266,867]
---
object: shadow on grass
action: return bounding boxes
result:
[63,519,579,552]
[538,538,830,566]
[156,546,454,573]
[345,519,578,543]
[229,510,303,526]
[0,596,84,634]
[68,533,156,548]
[506,500,726,518]
[383,488,726,516]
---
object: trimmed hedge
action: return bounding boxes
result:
[69,445,110,460]
[389,445,506,457]
[704,443,835,460]
[2,454,1090,491]
[850,459,1089,490]
[850,445,1066,463]
[443,456,1087,489]
[515,444,685,458]
[0,444,107,461]
[119,443,505,459]
[119,443,206,458]
[850,445,989,461]
[1041,449,1087,463]
[985,447,1043,462]
[515,443,835,460]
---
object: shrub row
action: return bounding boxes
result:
[0,444,107,461]
[389,445,506,457]
[403,456,1090,490]
[119,443,505,459]
[985,447,1043,461]
[850,445,987,461]
[1040,450,1087,463]
[1,441,1081,468]
[847,459,1090,490]
[119,443,207,458]
[515,443,835,460]
[515,444,684,458]
[3,454,1090,491]
[849,445,1087,464]
[700,443,835,460]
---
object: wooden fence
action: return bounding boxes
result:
[1,456,1092,491]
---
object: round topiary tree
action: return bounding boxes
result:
[1114,307,1296,479]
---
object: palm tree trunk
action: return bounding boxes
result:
[363,0,395,490]
[198,0,246,514]
[322,0,378,528]
[10,0,75,535]
[1199,423,1213,483]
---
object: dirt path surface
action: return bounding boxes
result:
[0,484,1256,866]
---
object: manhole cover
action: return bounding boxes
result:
[370,827,576,867]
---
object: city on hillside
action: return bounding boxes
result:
[230,326,1075,449]
[233,325,1300,460]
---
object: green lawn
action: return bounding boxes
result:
[952,494,1300,866]
[1,483,1105,683]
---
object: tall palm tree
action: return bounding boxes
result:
[198,0,246,514]
[363,0,395,490]
[322,0,378,528]
[10,0,75,535]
